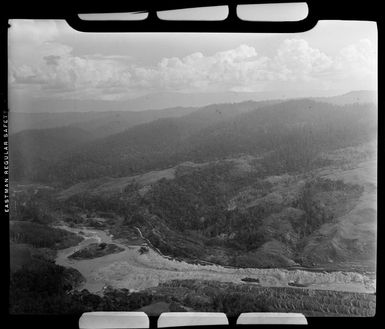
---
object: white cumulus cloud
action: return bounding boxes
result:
[273,39,333,80]
[8,30,377,100]
[334,39,377,76]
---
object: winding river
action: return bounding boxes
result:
[55,224,376,295]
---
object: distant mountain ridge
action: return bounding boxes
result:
[10,90,340,114]
[9,106,198,136]
[315,90,377,105]
[9,92,376,184]
[9,90,376,137]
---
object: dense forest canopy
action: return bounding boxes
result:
[9,99,376,185]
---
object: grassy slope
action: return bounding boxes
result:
[58,167,176,200]
[301,140,377,270]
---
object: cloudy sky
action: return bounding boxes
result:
[8,19,377,112]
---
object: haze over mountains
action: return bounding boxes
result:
[9,106,197,136]
[9,90,376,185]
[10,89,352,114]
[9,90,376,135]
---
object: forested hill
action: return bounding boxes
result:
[9,127,96,183]
[315,90,377,105]
[8,99,275,137]
[10,97,376,185]
[8,99,271,183]
[183,99,376,161]
[9,106,198,136]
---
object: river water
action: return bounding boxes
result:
[55,224,376,295]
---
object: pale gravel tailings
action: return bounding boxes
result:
[55,225,375,295]
[88,245,375,294]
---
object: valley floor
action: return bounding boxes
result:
[55,224,376,295]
